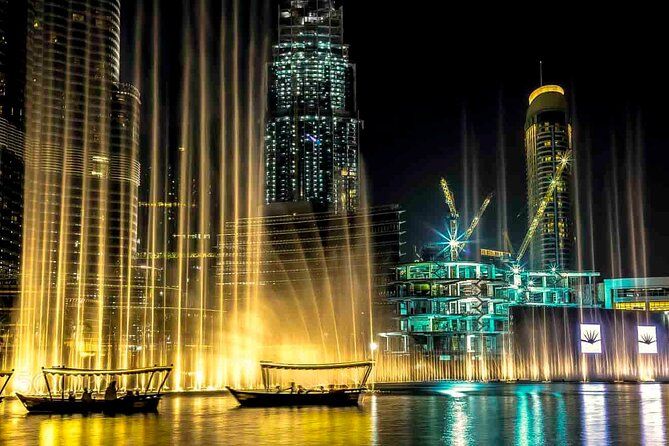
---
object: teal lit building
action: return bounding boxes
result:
[265,0,361,213]
[383,258,600,357]
[600,277,669,312]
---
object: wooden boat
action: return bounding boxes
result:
[227,360,374,408]
[16,365,172,414]
[16,393,162,414]
[0,370,13,402]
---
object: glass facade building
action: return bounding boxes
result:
[0,0,26,364]
[0,0,26,128]
[265,0,361,213]
[525,85,574,271]
[16,0,141,369]
[601,277,669,312]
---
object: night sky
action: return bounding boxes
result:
[121,1,669,278]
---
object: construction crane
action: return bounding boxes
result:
[439,177,494,262]
[439,178,460,261]
[515,150,572,263]
[463,193,494,244]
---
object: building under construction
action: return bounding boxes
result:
[382,258,599,357]
[380,153,597,358]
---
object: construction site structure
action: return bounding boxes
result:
[381,258,599,357]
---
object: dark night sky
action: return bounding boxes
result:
[121,1,669,278]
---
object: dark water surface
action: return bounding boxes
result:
[1,383,667,445]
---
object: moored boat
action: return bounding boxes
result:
[0,370,13,402]
[16,365,172,414]
[227,360,374,408]
[227,386,363,407]
[15,392,161,414]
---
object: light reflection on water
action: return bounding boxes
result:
[0,384,666,445]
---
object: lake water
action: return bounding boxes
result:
[0,383,667,445]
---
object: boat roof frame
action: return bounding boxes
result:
[41,366,173,376]
[259,361,374,371]
[40,366,173,400]
[259,361,375,391]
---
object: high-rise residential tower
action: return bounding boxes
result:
[265,0,361,213]
[16,0,141,371]
[525,85,574,271]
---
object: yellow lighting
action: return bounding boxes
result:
[529,85,565,105]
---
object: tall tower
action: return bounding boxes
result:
[0,0,26,362]
[265,0,361,213]
[16,0,141,372]
[0,0,26,128]
[525,85,574,271]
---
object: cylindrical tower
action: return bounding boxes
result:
[525,85,574,271]
[17,0,141,373]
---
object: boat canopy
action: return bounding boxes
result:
[259,361,374,391]
[39,366,172,399]
[42,366,172,377]
[259,361,374,371]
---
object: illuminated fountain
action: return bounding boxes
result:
[7,0,664,392]
[8,0,377,391]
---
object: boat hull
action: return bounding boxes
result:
[16,393,162,414]
[226,387,363,408]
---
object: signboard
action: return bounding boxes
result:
[637,326,658,354]
[580,324,602,354]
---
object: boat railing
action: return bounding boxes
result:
[40,365,173,400]
[259,360,374,392]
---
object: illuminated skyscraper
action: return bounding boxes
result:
[17,0,141,370]
[265,0,361,213]
[525,85,574,271]
[0,0,26,359]
[0,0,26,128]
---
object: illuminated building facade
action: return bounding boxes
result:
[0,0,26,128]
[385,259,599,357]
[525,85,574,271]
[0,119,23,283]
[218,204,404,300]
[17,0,141,369]
[0,118,24,361]
[601,277,669,312]
[266,0,361,213]
[0,0,26,363]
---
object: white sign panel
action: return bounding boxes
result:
[580,324,602,354]
[638,326,658,354]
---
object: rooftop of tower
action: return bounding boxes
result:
[278,0,344,45]
[526,84,568,127]
[529,85,565,105]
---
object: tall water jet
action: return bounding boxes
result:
[14,0,141,387]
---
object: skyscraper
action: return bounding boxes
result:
[16,0,141,371]
[0,0,26,128]
[0,0,26,362]
[525,85,574,271]
[265,0,361,213]
[223,0,403,313]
